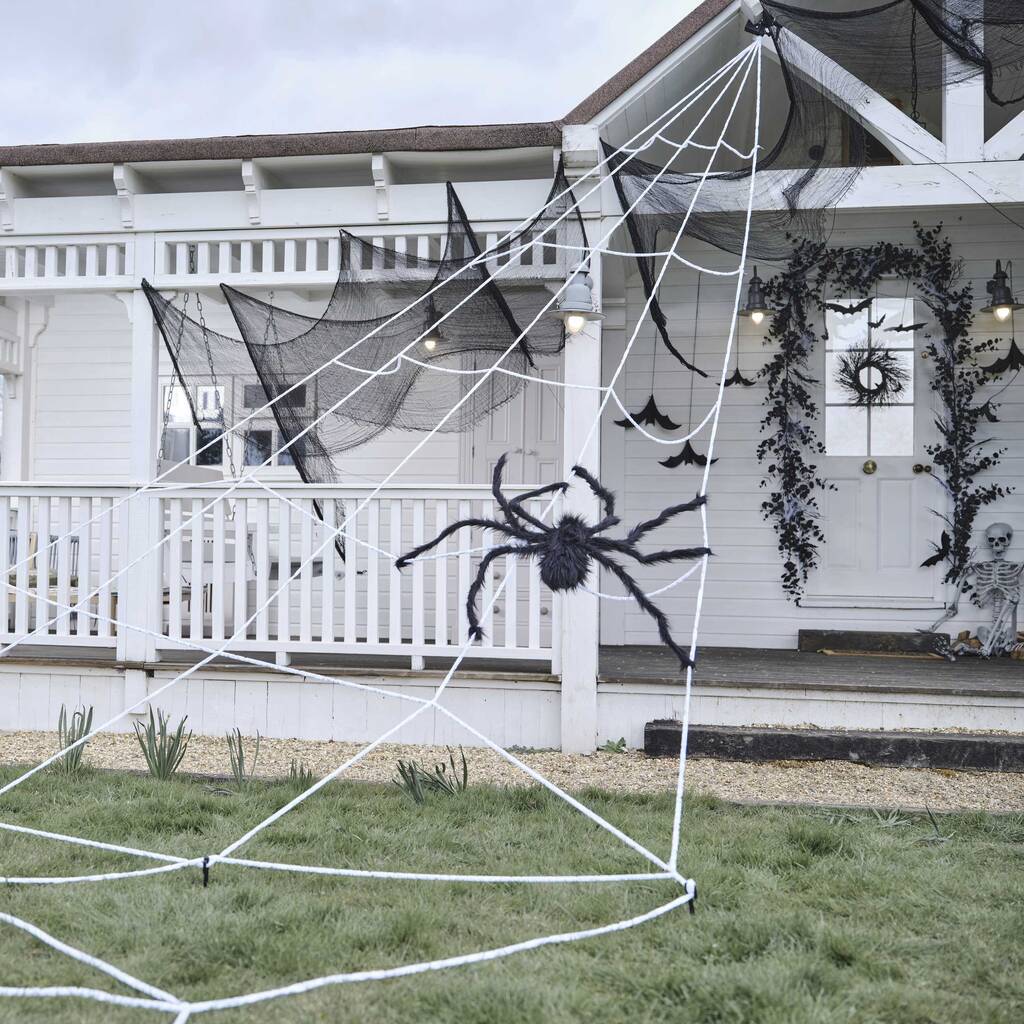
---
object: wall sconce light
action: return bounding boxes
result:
[739,266,770,326]
[982,260,1023,322]
[550,263,604,335]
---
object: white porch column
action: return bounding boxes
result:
[117,233,162,668]
[559,251,602,754]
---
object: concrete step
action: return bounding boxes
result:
[644,720,1024,772]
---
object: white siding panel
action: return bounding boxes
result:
[32,293,132,481]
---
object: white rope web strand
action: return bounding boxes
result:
[0,44,761,1018]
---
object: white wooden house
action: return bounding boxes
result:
[0,0,1021,752]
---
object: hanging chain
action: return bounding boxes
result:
[158,287,191,461]
[910,7,921,126]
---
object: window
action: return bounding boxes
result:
[824,297,915,458]
[243,382,306,409]
[244,429,273,466]
[160,382,224,466]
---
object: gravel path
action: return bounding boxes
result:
[2,730,1022,813]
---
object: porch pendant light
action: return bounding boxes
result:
[739,266,770,326]
[982,259,1023,322]
[422,298,442,351]
[550,263,604,335]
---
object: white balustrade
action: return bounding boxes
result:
[152,483,556,663]
[0,482,556,665]
[0,485,127,647]
[0,239,132,289]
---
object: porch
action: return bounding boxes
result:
[1,641,1021,750]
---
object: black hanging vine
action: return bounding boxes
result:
[758,225,1010,602]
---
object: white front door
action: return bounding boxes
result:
[804,296,946,609]
[461,355,562,486]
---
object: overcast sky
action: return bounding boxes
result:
[3,0,702,147]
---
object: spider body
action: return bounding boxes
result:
[396,454,711,670]
[541,513,593,590]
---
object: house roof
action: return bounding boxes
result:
[0,0,733,169]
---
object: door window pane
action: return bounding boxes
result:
[871,405,914,456]
[195,428,223,467]
[825,406,868,456]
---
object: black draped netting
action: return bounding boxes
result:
[607,0,1024,368]
[144,164,588,494]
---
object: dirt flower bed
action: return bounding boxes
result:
[2,729,1022,812]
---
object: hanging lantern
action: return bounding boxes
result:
[740,266,770,326]
[422,298,443,351]
[982,260,1023,322]
[550,263,604,336]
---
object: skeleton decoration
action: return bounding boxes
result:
[939,522,1024,657]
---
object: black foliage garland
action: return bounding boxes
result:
[834,346,910,407]
[758,225,1010,602]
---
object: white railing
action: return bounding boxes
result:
[152,225,564,288]
[0,224,565,293]
[0,485,126,647]
[0,482,557,665]
[0,237,133,290]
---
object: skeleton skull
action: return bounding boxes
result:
[986,522,1014,560]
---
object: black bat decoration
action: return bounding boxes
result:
[660,441,718,469]
[824,297,873,315]
[977,400,1000,423]
[868,315,886,329]
[614,395,682,431]
[980,339,1024,375]
[920,530,952,568]
[885,322,927,333]
[724,366,757,388]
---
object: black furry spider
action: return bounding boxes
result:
[395,454,710,669]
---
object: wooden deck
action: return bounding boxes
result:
[598,645,1024,699]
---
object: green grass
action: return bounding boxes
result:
[0,766,1022,1023]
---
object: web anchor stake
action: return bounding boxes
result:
[688,882,697,915]
[202,856,210,888]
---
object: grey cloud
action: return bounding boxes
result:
[1,0,700,145]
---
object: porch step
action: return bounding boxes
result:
[644,720,1024,773]
[797,629,949,656]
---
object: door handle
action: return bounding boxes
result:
[862,459,877,475]
[913,463,933,475]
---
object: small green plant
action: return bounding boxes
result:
[288,758,317,789]
[393,747,469,803]
[422,746,469,795]
[134,708,191,781]
[53,704,93,776]
[394,758,429,804]
[598,737,627,754]
[225,728,261,789]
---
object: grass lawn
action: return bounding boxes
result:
[0,764,1022,1023]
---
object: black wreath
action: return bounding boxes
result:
[834,346,910,407]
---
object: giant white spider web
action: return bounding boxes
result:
[0,41,762,1021]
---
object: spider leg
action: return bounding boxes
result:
[594,536,712,564]
[591,551,695,670]
[570,465,615,519]
[465,544,538,640]
[490,454,565,534]
[626,495,707,544]
[395,518,521,570]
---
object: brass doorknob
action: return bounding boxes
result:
[862,459,877,475]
